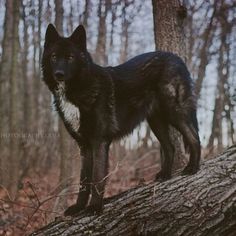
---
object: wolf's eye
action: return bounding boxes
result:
[51,53,57,62]
[68,55,74,62]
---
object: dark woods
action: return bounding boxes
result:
[0,0,235,235]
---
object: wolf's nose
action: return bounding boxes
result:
[54,70,65,81]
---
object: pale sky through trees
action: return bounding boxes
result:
[0,0,234,147]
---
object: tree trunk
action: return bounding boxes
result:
[8,0,21,197]
[39,0,55,172]
[152,0,187,170]
[194,1,217,98]
[95,0,108,65]
[152,0,186,59]
[81,0,90,28]
[119,0,129,63]
[31,145,236,236]
[207,5,232,154]
[19,1,31,181]
[0,0,14,187]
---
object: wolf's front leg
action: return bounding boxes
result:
[88,142,110,213]
[64,146,93,216]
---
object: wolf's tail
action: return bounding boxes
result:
[182,109,199,153]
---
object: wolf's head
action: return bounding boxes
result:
[42,24,90,91]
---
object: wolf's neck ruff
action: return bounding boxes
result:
[54,82,80,133]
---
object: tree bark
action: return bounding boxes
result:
[95,0,108,65]
[152,0,186,59]
[8,0,21,197]
[81,0,90,29]
[207,4,232,154]
[31,145,236,236]
[119,0,131,63]
[194,1,217,99]
[0,0,15,187]
[152,0,187,170]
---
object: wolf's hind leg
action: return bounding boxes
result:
[171,119,201,175]
[147,115,174,181]
[160,79,201,175]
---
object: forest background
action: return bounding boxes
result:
[0,0,236,235]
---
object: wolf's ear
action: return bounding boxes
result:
[45,24,59,47]
[70,25,86,51]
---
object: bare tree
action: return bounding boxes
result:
[194,1,217,98]
[81,0,90,29]
[207,2,234,153]
[9,0,21,196]
[95,0,108,65]
[0,0,15,188]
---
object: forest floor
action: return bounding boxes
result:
[0,153,158,236]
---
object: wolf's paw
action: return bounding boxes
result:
[64,204,85,216]
[86,201,103,214]
[182,164,199,176]
[155,170,171,182]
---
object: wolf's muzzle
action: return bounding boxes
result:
[54,70,65,81]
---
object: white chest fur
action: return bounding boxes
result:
[54,83,80,132]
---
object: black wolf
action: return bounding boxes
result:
[42,24,201,216]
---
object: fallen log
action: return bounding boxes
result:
[31,145,236,236]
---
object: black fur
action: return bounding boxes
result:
[42,24,201,216]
